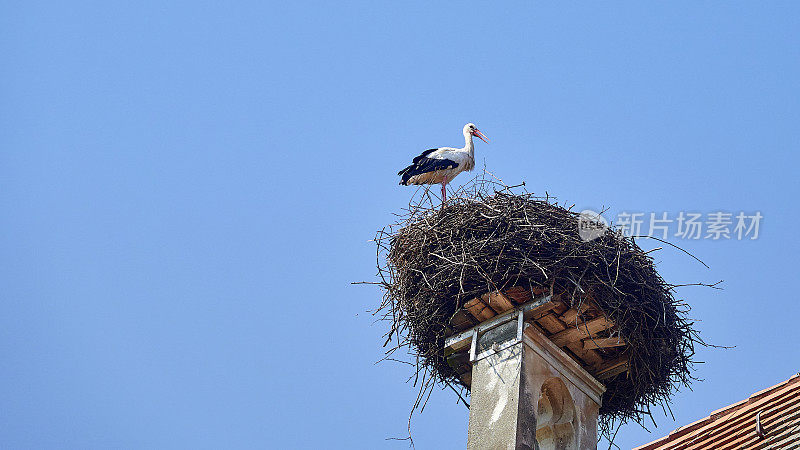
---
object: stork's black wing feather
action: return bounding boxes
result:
[412,148,438,164]
[398,153,458,185]
[397,149,437,177]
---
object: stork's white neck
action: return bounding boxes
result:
[463,129,475,158]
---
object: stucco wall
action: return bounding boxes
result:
[466,338,600,449]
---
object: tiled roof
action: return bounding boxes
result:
[635,373,800,450]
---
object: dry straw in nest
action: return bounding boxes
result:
[374,174,707,434]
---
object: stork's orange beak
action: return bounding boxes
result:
[473,129,490,144]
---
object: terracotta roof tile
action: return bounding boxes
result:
[634,373,800,450]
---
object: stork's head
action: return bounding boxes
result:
[464,123,490,144]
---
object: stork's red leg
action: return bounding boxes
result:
[441,182,447,203]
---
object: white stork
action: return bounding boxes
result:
[398,123,489,202]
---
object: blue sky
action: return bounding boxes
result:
[1,1,798,448]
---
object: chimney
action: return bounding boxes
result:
[445,294,609,449]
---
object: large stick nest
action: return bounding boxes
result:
[374,175,701,431]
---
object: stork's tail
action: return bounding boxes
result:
[398,166,414,185]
